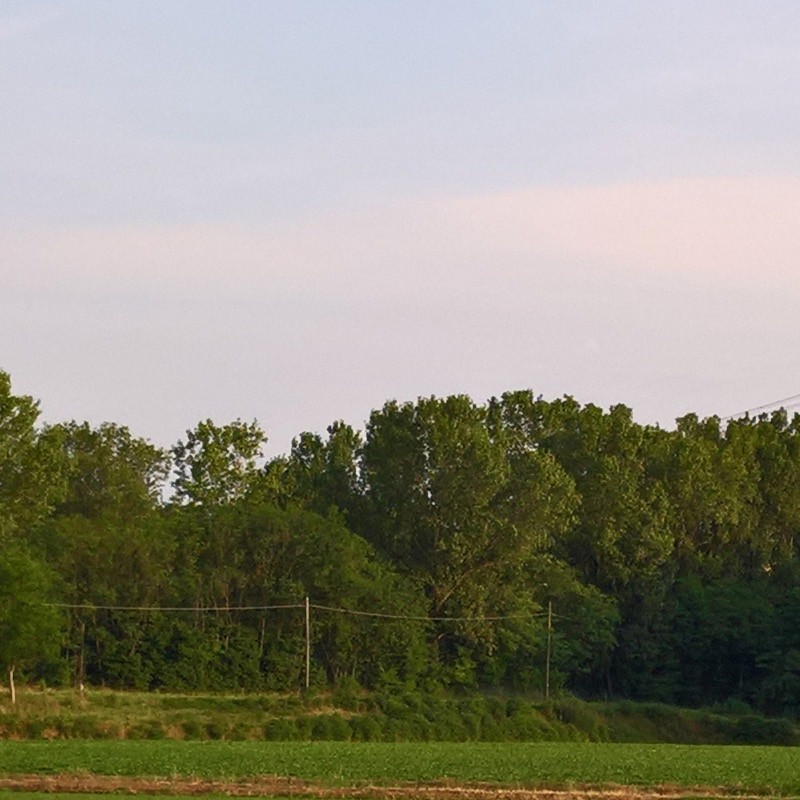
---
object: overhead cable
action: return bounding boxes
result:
[50,601,552,622]
[49,602,304,612]
[721,392,800,421]
[311,603,549,622]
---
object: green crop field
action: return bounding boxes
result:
[2,741,800,794]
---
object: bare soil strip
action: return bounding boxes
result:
[0,775,791,800]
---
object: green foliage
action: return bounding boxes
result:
[0,372,65,543]
[0,545,62,691]
[51,421,169,520]
[727,714,797,745]
[171,419,266,507]
[310,713,351,740]
[7,367,800,716]
[362,395,577,668]
[280,422,365,521]
[1,686,797,747]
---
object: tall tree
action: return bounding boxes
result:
[493,392,674,592]
[282,421,364,521]
[52,421,170,520]
[27,421,172,689]
[362,396,577,634]
[172,419,266,506]
[0,371,65,543]
[0,544,61,703]
[731,411,800,572]
[650,413,759,577]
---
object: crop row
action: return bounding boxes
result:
[2,741,800,793]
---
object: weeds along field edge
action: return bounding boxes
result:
[2,689,797,746]
[1,741,800,793]
[0,796,282,800]
[0,795,284,800]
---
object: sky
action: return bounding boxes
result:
[3,1,800,455]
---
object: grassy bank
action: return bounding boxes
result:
[0,687,796,745]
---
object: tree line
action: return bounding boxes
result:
[2,369,800,716]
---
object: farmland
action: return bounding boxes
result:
[2,741,800,797]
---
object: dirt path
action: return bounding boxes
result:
[0,775,788,800]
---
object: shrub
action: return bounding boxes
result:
[332,676,363,711]
[127,719,166,740]
[311,714,351,741]
[263,718,300,741]
[59,715,102,739]
[181,718,203,739]
[709,697,754,716]
[350,714,383,741]
[552,699,607,741]
[205,719,226,740]
[731,714,798,746]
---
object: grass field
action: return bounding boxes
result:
[2,741,800,794]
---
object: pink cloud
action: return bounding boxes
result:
[4,176,799,297]
[449,176,800,280]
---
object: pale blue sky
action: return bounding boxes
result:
[3,1,800,452]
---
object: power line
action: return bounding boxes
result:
[49,603,304,612]
[311,603,549,622]
[50,600,552,623]
[721,392,800,422]
[53,597,563,692]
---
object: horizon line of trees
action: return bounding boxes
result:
[2,368,800,717]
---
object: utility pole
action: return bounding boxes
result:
[545,600,552,700]
[77,619,86,697]
[304,596,311,690]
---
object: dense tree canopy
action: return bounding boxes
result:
[3,366,800,715]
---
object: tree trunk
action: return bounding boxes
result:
[9,665,15,705]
